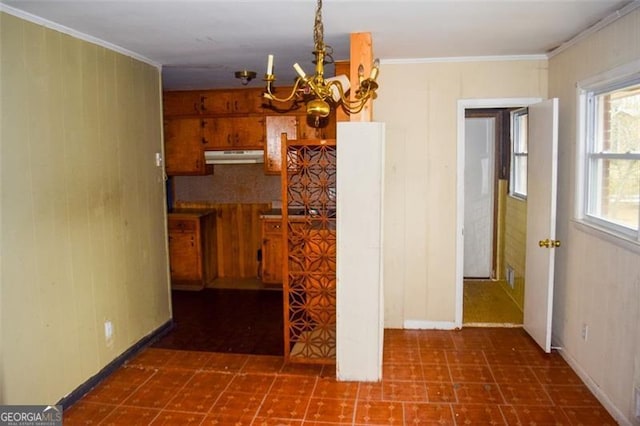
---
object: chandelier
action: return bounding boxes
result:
[263,0,380,127]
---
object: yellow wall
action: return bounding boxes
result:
[549,8,640,423]
[503,192,527,310]
[375,59,547,327]
[0,13,170,404]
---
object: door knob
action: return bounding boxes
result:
[539,239,561,248]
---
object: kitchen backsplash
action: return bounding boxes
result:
[173,164,281,204]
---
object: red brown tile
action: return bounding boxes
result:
[498,383,553,405]
[226,373,275,395]
[382,363,424,381]
[358,382,384,401]
[532,366,583,385]
[305,397,356,423]
[445,350,487,365]
[280,362,324,376]
[489,365,538,384]
[101,365,154,388]
[257,393,310,420]
[82,381,139,405]
[403,402,454,425]
[500,405,571,425]
[422,364,451,382]
[313,378,359,399]
[128,348,177,368]
[253,418,303,426]
[418,349,448,365]
[149,410,205,425]
[62,401,115,425]
[425,383,456,403]
[122,384,177,409]
[452,404,506,425]
[382,381,427,402]
[270,375,317,397]
[162,350,212,370]
[562,405,617,425]
[100,406,160,425]
[449,365,493,383]
[454,383,504,404]
[354,400,403,424]
[163,389,219,413]
[383,348,421,364]
[205,391,262,424]
[145,368,194,388]
[545,385,602,406]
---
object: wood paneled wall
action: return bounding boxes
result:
[175,202,270,278]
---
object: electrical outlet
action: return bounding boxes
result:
[506,267,515,288]
[581,323,588,341]
[635,385,640,419]
[155,152,163,167]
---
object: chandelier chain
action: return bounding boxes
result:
[314,0,324,51]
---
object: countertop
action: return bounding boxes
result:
[168,208,216,218]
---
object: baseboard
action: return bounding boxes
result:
[403,320,458,330]
[554,342,632,426]
[57,320,174,409]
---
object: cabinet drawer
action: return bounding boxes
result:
[263,220,283,233]
[169,218,197,232]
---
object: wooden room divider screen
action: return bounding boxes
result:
[280,135,337,364]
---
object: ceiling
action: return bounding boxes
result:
[1,0,633,90]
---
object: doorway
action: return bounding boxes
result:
[456,98,543,327]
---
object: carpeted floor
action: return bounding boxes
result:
[153,288,284,355]
[463,279,523,325]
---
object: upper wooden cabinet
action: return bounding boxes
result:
[163,91,202,116]
[164,118,212,175]
[265,116,297,175]
[200,89,264,115]
[202,116,265,150]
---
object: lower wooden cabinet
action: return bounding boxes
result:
[168,210,217,290]
[261,217,284,285]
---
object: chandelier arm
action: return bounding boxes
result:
[264,78,305,103]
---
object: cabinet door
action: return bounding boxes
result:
[168,230,201,282]
[163,91,201,116]
[201,90,252,114]
[265,116,297,174]
[202,117,235,149]
[262,220,284,284]
[164,118,209,175]
[233,116,265,149]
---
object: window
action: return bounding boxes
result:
[581,75,640,240]
[510,108,528,199]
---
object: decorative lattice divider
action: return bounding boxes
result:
[281,136,337,364]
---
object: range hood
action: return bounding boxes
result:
[204,149,264,165]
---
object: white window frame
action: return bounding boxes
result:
[576,61,640,243]
[509,108,528,199]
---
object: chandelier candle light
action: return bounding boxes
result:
[263,0,380,127]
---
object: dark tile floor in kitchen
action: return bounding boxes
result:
[64,322,616,425]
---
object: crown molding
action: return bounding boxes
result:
[381,54,548,65]
[548,0,640,58]
[0,4,161,70]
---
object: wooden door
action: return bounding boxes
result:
[523,98,559,353]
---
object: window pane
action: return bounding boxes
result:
[587,158,640,230]
[594,84,640,154]
[515,113,528,152]
[513,156,527,196]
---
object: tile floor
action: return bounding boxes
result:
[63,328,616,425]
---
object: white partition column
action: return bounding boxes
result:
[336,121,385,381]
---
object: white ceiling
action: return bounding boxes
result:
[1,0,633,90]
